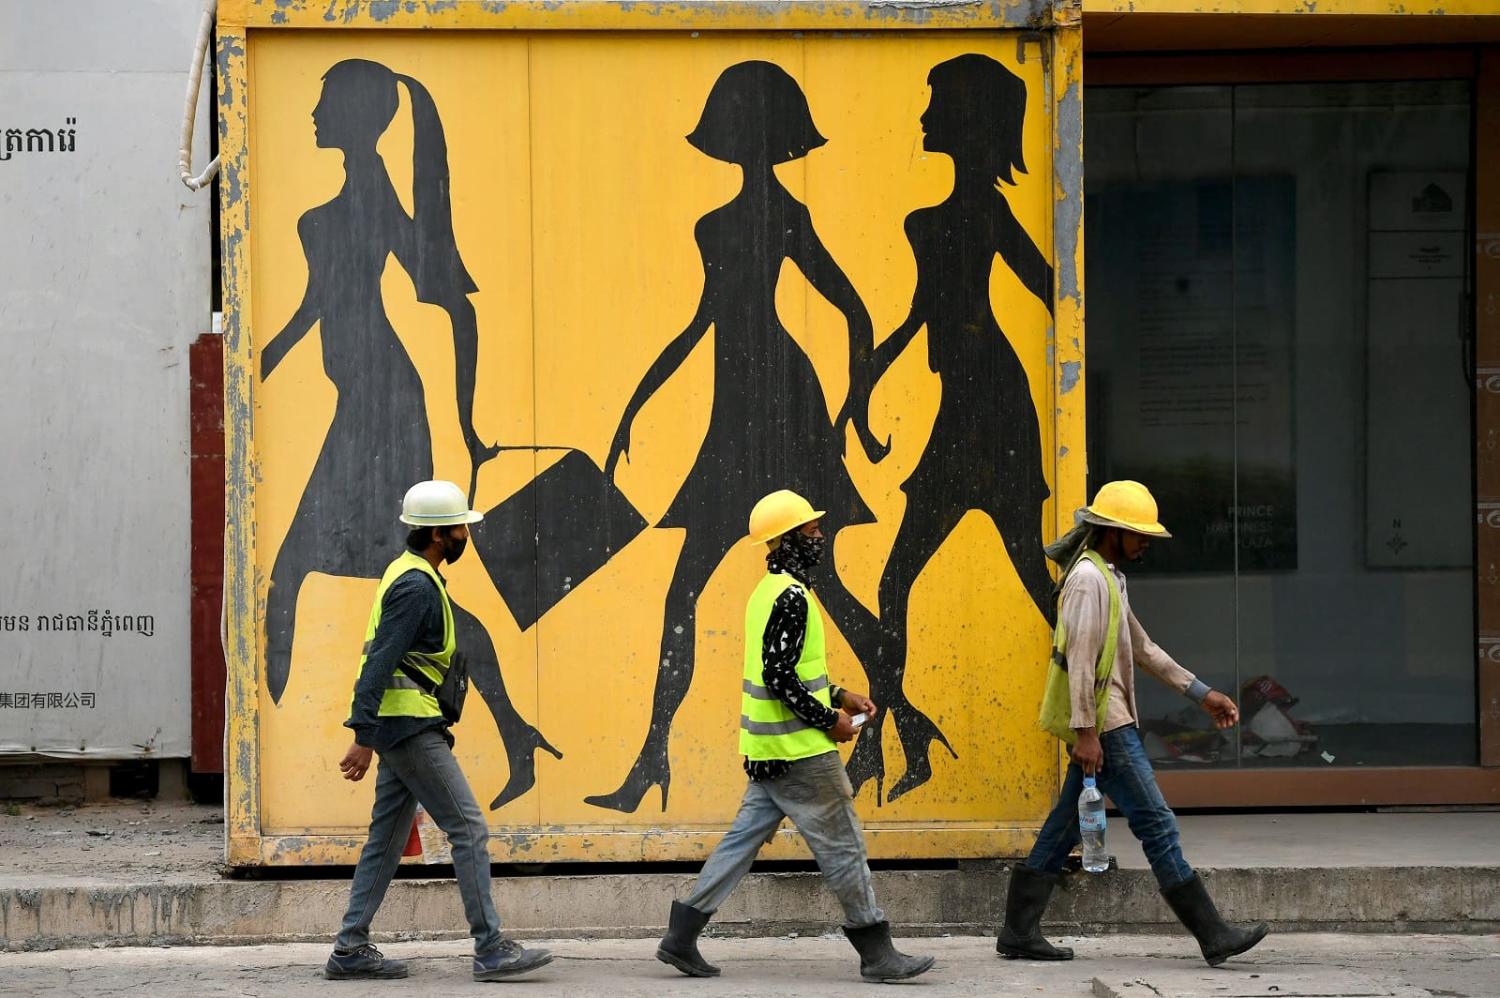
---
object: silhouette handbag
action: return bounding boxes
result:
[397,650,469,725]
[469,449,647,631]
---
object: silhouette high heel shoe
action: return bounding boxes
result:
[844,718,886,805]
[265,645,291,706]
[584,743,670,814]
[489,725,563,811]
[887,702,957,802]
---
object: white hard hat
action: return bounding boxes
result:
[399,480,483,527]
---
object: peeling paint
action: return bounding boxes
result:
[230,0,1489,30]
[1083,1,1475,14]
[217,24,263,868]
[237,0,1059,28]
[1053,79,1082,305]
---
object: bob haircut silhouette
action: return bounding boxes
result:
[926,54,1028,186]
[687,60,827,165]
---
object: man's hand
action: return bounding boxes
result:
[829,713,858,743]
[837,689,878,720]
[339,741,373,782]
[1201,691,1240,730]
[1071,728,1104,775]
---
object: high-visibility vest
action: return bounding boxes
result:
[350,550,454,720]
[739,572,835,762]
[1038,549,1121,745]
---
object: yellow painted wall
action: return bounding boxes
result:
[241,27,1068,864]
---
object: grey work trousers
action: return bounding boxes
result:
[683,751,885,928]
[335,728,503,955]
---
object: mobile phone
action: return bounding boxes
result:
[849,712,868,728]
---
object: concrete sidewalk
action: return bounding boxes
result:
[5,934,1497,997]
[3,801,1497,952]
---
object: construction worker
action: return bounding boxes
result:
[997,480,1269,967]
[655,490,934,984]
[325,480,552,982]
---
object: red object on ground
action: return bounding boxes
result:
[190,333,226,774]
[402,817,423,857]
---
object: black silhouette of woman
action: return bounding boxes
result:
[586,61,889,814]
[259,59,559,810]
[848,54,1056,803]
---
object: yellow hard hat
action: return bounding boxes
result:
[1082,480,1171,538]
[748,490,825,545]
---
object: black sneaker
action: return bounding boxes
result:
[473,938,554,981]
[324,943,409,980]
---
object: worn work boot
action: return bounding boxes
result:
[996,864,1074,961]
[472,937,554,981]
[656,900,721,977]
[1161,874,1270,967]
[842,920,936,982]
[324,943,409,980]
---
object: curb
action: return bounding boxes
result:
[4,866,1498,951]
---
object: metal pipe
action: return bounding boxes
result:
[179,0,219,192]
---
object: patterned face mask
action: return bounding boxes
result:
[772,528,825,577]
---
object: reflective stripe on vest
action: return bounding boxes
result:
[741,675,829,701]
[738,572,835,762]
[741,715,818,736]
[349,551,455,721]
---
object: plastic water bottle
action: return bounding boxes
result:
[1078,776,1108,873]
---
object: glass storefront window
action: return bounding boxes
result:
[1084,80,1476,769]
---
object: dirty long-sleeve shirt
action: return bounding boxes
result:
[346,549,452,752]
[743,572,846,782]
[1061,556,1211,732]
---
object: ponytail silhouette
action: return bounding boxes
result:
[259,60,556,810]
[396,74,477,306]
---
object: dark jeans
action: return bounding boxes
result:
[335,728,503,954]
[1025,724,1194,889]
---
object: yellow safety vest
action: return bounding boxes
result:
[350,550,454,720]
[1037,549,1121,745]
[739,573,835,762]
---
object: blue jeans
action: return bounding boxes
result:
[336,728,503,955]
[684,751,885,928]
[1025,725,1194,889]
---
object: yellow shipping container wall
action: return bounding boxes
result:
[224,11,1083,865]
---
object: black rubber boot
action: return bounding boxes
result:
[1161,874,1269,967]
[996,865,1074,961]
[842,921,935,982]
[656,901,721,978]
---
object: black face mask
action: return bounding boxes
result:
[780,529,825,572]
[441,532,468,565]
